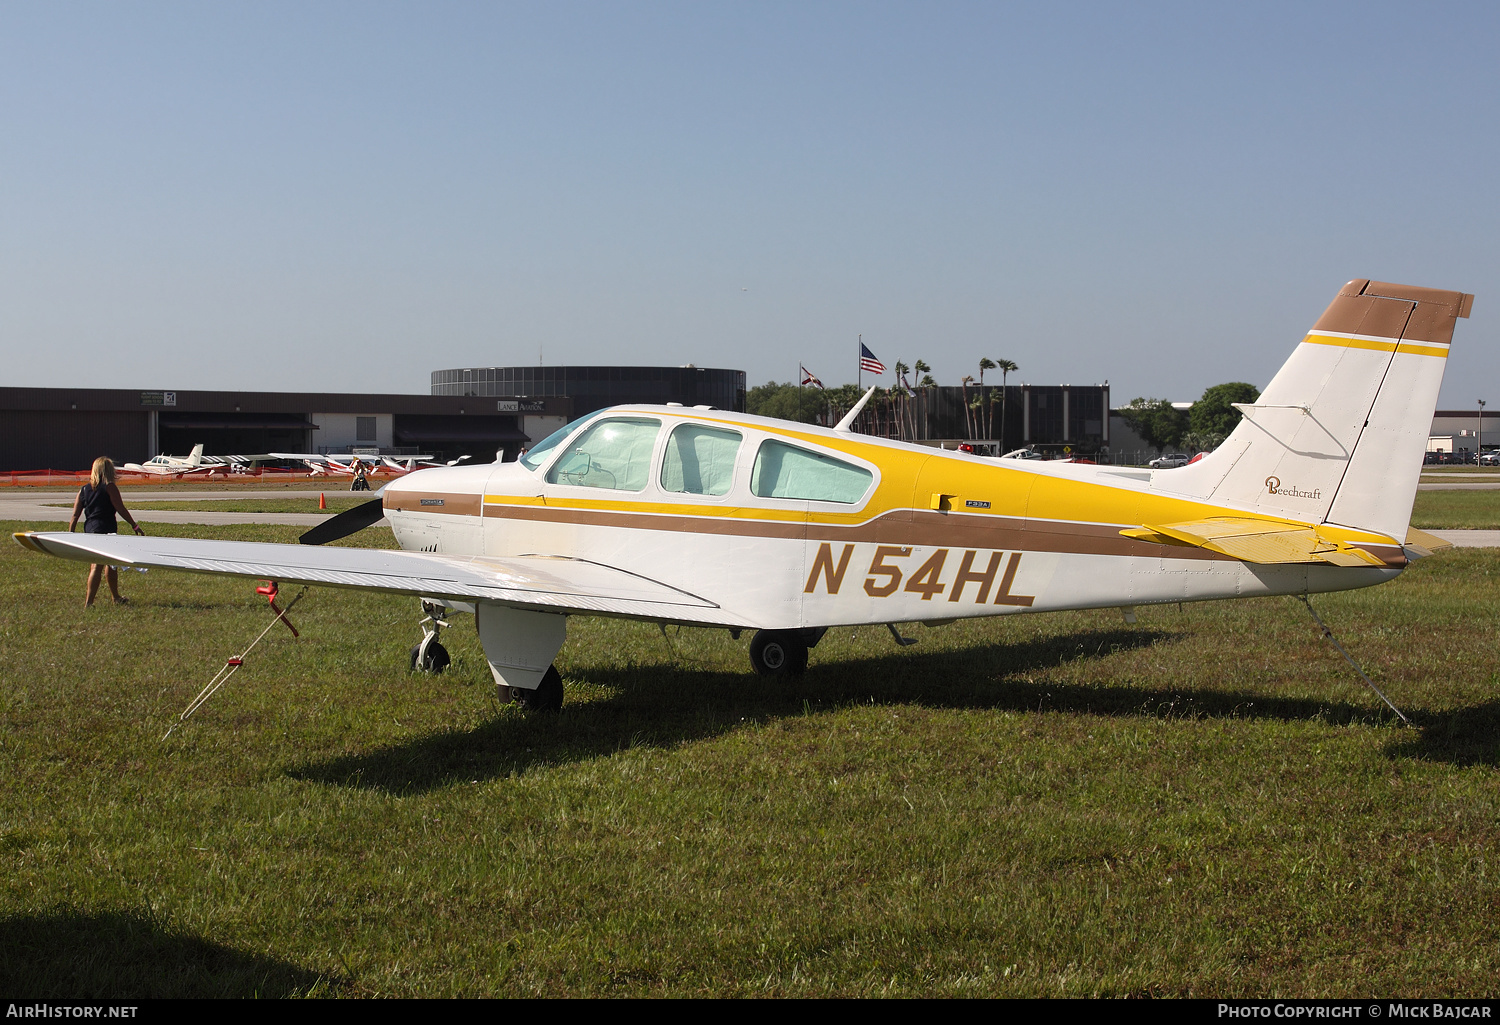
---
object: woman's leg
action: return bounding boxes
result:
[85,564,104,606]
[106,566,122,602]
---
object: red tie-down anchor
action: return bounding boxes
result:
[256,580,300,638]
[164,580,308,739]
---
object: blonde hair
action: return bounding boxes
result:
[90,457,116,487]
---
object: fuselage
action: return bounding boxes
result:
[382,406,1402,631]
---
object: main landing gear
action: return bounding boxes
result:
[412,600,568,712]
[747,628,826,677]
[509,665,564,712]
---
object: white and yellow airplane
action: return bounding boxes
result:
[14,279,1472,711]
[121,444,237,477]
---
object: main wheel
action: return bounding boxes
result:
[409,640,451,674]
[748,630,809,677]
[514,665,564,712]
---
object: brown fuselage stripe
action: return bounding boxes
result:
[405,502,1406,567]
[385,492,483,517]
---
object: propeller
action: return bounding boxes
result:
[299,494,387,546]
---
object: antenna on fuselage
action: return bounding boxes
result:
[834,386,877,433]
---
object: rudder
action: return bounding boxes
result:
[1155,279,1473,541]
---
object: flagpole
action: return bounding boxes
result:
[857,334,862,390]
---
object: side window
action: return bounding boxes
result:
[750,440,873,504]
[546,418,661,492]
[661,424,742,496]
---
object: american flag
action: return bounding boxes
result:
[859,342,886,376]
[800,364,824,389]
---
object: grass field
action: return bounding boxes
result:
[1409,490,1500,530]
[2,521,1498,997]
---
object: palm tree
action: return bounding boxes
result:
[913,360,931,439]
[892,361,910,440]
[995,358,1018,453]
[960,375,975,439]
[977,358,997,439]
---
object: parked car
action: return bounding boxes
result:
[1148,453,1190,469]
[1480,451,1500,466]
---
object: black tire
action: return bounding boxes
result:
[748,630,809,677]
[514,665,564,712]
[409,641,451,674]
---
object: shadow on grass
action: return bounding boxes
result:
[291,626,1440,794]
[1387,701,1500,767]
[0,907,339,997]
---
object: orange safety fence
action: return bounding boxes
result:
[0,468,407,487]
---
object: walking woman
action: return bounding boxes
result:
[67,457,145,607]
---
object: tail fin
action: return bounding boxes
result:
[1156,279,1473,541]
[187,443,204,468]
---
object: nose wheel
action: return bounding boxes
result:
[410,601,451,674]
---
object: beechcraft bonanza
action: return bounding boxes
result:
[15,280,1473,712]
[122,444,245,477]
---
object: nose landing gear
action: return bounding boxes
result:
[409,601,451,674]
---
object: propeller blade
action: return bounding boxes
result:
[299,497,386,545]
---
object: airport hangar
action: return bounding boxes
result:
[0,365,748,472]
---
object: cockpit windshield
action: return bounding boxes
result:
[520,410,604,471]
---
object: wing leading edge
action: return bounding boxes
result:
[13,532,744,626]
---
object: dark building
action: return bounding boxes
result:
[851,384,1111,455]
[0,388,571,471]
[432,365,747,416]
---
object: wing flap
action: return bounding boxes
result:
[1119,517,1388,567]
[14,532,745,626]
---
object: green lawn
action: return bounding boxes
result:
[2,521,1497,997]
[1409,489,1500,529]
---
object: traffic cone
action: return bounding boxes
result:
[319,493,326,510]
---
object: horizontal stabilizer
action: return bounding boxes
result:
[1121,518,1388,567]
[1402,526,1455,559]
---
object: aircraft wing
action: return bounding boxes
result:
[1119,518,1389,567]
[13,532,743,626]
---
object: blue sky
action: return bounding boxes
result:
[3,1,1497,406]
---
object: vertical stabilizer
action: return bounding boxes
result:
[187,443,205,468]
[1155,280,1473,540]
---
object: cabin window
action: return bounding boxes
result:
[660,424,742,496]
[750,440,873,504]
[547,417,661,492]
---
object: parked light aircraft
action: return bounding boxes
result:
[267,453,461,476]
[16,280,1472,712]
[122,444,240,476]
[382,454,472,472]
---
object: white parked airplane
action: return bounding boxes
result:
[17,279,1471,713]
[266,453,459,476]
[121,444,240,476]
[381,454,471,472]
